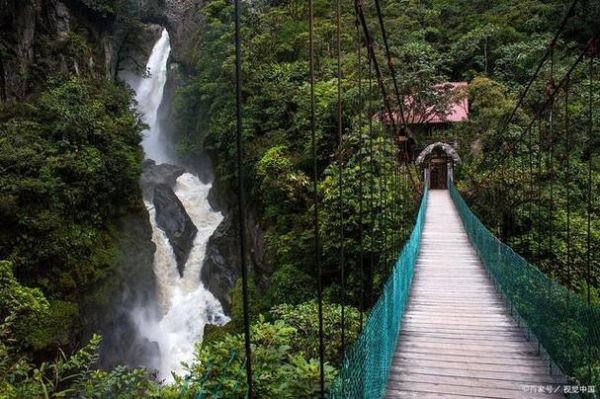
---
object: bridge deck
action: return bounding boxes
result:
[385,190,562,399]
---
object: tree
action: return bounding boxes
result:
[171,317,336,399]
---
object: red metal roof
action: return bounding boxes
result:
[382,82,469,125]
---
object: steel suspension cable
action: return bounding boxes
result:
[512,36,597,150]
[392,140,399,253]
[483,0,580,171]
[388,135,396,258]
[545,55,557,356]
[517,129,526,249]
[563,76,572,364]
[354,0,397,132]
[548,51,556,276]
[308,0,325,395]
[527,116,534,261]
[234,0,253,395]
[355,17,366,329]
[372,0,407,127]
[536,118,543,265]
[586,41,595,307]
[585,42,595,383]
[389,141,394,252]
[536,119,544,355]
[379,118,390,270]
[354,0,419,191]
[368,57,375,307]
[335,0,346,381]
[482,35,599,185]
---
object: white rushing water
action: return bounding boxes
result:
[135,30,171,165]
[131,29,228,381]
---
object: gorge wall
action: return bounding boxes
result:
[0,0,266,366]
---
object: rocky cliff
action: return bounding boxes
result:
[0,0,204,102]
[0,0,104,100]
[164,0,203,69]
[1,0,263,327]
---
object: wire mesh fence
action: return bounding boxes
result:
[450,183,600,389]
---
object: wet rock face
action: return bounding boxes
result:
[201,214,239,313]
[140,159,185,199]
[99,211,158,370]
[153,183,197,276]
[117,23,164,91]
[164,0,203,69]
[1,0,58,100]
[100,305,161,370]
[0,0,118,101]
[201,207,267,314]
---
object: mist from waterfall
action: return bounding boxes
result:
[131,29,228,381]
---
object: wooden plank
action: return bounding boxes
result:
[385,390,484,399]
[395,350,548,367]
[389,371,549,388]
[400,328,525,338]
[398,331,529,343]
[402,320,518,329]
[390,357,549,374]
[392,347,540,360]
[404,311,512,319]
[390,365,558,384]
[386,381,563,399]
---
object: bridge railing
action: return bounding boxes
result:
[327,188,428,399]
[450,183,600,388]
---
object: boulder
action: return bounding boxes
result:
[153,183,197,276]
[140,159,185,199]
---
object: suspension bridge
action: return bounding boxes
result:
[222,0,600,396]
[385,189,563,399]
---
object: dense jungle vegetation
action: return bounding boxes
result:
[175,0,600,392]
[1,0,599,397]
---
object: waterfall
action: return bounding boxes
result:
[131,29,229,381]
[135,30,171,165]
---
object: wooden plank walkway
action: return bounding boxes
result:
[385,189,563,399]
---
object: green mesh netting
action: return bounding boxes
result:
[450,183,600,386]
[327,188,429,399]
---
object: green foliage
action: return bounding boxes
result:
[175,0,423,325]
[173,316,336,399]
[28,300,80,351]
[168,0,600,393]
[0,75,144,301]
[0,262,158,398]
[268,263,314,306]
[257,145,310,219]
[0,74,145,360]
[76,0,116,15]
[456,67,600,293]
[229,278,270,331]
[270,301,361,365]
[319,130,419,306]
[2,0,598,395]
[0,260,50,349]
[0,331,160,398]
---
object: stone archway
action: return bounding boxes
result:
[416,142,460,190]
